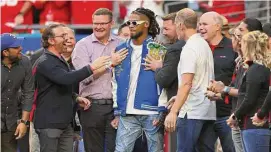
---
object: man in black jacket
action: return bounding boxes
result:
[198,12,237,152]
[33,23,111,152]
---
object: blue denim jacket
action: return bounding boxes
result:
[113,36,167,116]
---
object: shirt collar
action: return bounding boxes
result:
[216,36,229,48]
[91,33,116,43]
[44,49,62,59]
[1,59,20,68]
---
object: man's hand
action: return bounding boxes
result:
[111,116,119,129]
[14,14,24,25]
[164,112,178,132]
[205,91,222,101]
[111,48,128,66]
[14,123,27,139]
[251,113,266,127]
[226,114,238,128]
[208,80,225,93]
[142,54,163,71]
[153,112,167,127]
[77,97,91,110]
[90,56,111,71]
[167,96,176,110]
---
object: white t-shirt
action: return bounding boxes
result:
[177,34,216,120]
[125,42,158,115]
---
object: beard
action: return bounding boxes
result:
[131,31,143,39]
[8,54,21,63]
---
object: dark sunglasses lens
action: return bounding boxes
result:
[127,21,138,26]
[132,21,137,26]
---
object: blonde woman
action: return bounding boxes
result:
[228,31,271,152]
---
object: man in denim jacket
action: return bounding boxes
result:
[112,8,167,152]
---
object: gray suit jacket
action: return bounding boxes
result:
[155,40,186,100]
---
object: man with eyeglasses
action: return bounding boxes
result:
[72,8,127,152]
[1,33,34,152]
[33,23,111,152]
[112,7,166,152]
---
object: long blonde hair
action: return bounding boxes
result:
[242,31,270,68]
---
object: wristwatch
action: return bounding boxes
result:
[17,119,29,125]
[105,61,114,70]
[223,86,231,95]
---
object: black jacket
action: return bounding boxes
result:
[155,40,186,100]
[257,91,271,119]
[235,63,270,129]
[33,50,93,129]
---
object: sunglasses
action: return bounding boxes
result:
[126,20,146,26]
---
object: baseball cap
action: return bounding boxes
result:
[263,23,271,37]
[1,33,24,51]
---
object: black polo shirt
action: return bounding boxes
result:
[1,55,34,131]
[210,36,238,117]
[33,50,93,129]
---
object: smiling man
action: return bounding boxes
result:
[197,12,237,152]
[72,8,124,152]
[33,23,109,152]
[1,33,34,152]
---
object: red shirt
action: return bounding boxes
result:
[71,1,113,24]
[34,1,70,24]
[1,0,33,33]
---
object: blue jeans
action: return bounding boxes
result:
[115,115,164,152]
[198,116,235,152]
[176,115,215,152]
[241,129,271,152]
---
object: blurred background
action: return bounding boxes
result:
[1,0,270,54]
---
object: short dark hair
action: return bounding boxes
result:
[41,24,66,48]
[92,8,113,21]
[161,12,177,22]
[118,23,129,35]
[243,18,263,32]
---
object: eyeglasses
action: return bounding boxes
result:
[93,20,112,26]
[52,33,68,39]
[126,20,146,26]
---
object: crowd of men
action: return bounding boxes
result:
[1,6,271,152]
